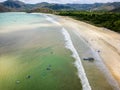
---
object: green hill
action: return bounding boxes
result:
[92,2,120,11]
[111,7,120,12]
[0,0,120,12]
[0,4,11,12]
[27,8,54,13]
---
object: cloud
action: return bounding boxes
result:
[0,0,120,4]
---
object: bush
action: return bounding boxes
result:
[57,11,120,33]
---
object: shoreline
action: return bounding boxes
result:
[45,13,120,89]
[44,14,91,90]
[56,15,120,89]
[1,12,120,89]
[62,28,91,90]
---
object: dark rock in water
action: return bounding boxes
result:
[26,75,31,79]
[46,67,51,70]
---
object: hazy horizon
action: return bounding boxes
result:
[0,0,120,4]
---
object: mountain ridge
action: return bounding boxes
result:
[0,0,120,12]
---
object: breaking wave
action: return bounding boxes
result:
[43,15,91,90]
[62,28,91,90]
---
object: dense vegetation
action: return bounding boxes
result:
[0,4,11,12]
[27,8,54,13]
[57,11,120,33]
[111,7,120,12]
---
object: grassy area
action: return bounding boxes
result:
[57,11,120,33]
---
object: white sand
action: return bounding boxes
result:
[57,16,120,89]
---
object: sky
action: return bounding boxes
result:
[0,0,120,4]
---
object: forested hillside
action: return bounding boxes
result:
[57,11,120,32]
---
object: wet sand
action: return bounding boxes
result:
[55,16,120,90]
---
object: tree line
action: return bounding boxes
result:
[57,11,120,33]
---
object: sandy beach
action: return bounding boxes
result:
[0,12,120,90]
[56,16,120,89]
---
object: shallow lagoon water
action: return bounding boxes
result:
[0,12,44,26]
[0,12,82,90]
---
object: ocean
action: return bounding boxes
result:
[0,12,86,90]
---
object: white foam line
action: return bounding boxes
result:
[44,15,61,26]
[62,28,91,90]
[31,13,61,26]
[43,15,91,90]
[30,14,91,89]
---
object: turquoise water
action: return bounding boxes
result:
[0,12,45,27]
